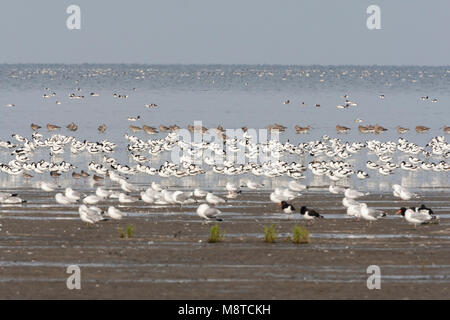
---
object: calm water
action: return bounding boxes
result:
[0,65,449,190]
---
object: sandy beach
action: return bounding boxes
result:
[1,189,449,299]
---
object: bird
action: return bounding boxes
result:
[392,184,416,201]
[415,126,430,133]
[30,123,42,131]
[206,193,226,206]
[360,203,386,223]
[194,188,208,197]
[83,195,102,205]
[196,203,223,223]
[344,189,368,199]
[329,185,346,194]
[295,125,311,134]
[66,122,78,131]
[336,125,351,133]
[98,124,107,133]
[55,193,76,205]
[107,206,127,220]
[65,188,81,201]
[279,201,296,214]
[288,181,307,192]
[397,126,409,134]
[347,204,362,221]
[78,205,106,224]
[300,206,324,223]
[129,125,142,133]
[46,123,61,131]
[396,207,434,228]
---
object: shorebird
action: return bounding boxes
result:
[300,206,324,224]
[415,126,430,133]
[129,125,142,133]
[442,126,450,134]
[374,124,388,134]
[358,125,374,134]
[46,123,61,131]
[30,123,42,131]
[72,172,82,180]
[279,201,295,214]
[66,122,78,131]
[80,170,90,178]
[397,126,409,134]
[143,125,158,134]
[160,125,170,132]
[23,173,33,179]
[98,124,107,133]
[295,125,311,134]
[336,125,350,133]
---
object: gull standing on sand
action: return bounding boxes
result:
[83,194,102,205]
[288,181,307,192]
[392,184,416,201]
[344,189,369,199]
[396,207,434,228]
[360,203,386,223]
[55,193,77,205]
[206,192,226,206]
[65,188,81,201]
[196,203,223,223]
[107,206,127,220]
[329,185,346,194]
[78,205,106,224]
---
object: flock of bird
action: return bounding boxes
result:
[0,175,439,228]
[0,88,448,231]
[275,182,438,228]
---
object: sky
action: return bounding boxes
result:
[0,0,449,65]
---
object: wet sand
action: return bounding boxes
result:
[0,190,449,299]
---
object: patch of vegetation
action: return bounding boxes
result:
[208,223,225,243]
[292,225,310,244]
[118,225,135,239]
[264,224,277,243]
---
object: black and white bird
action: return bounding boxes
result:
[300,206,324,222]
[279,201,295,214]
